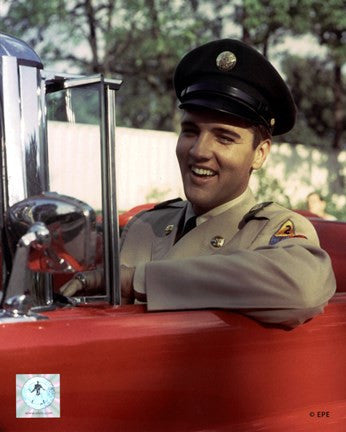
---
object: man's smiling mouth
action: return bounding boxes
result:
[191,166,217,177]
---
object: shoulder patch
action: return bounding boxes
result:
[269,219,308,245]
[152,198,183,210]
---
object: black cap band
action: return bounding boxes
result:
[180,80,274,130]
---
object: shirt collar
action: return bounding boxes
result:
[185,188,253,227]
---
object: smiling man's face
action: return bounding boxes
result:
[176,108,270,215]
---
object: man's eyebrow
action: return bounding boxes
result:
[212,127,241,139]
[180,121,242,140]
[180,120,198,128]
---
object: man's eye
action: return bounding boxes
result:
[181,128,197,136]
[217,136,234,144]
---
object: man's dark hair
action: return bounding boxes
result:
[252,124,272,149]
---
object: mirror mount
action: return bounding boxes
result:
[0,223,50,322]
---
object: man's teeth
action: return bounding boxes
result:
[192,167,215,176]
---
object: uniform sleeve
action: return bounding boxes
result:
[141,213,336,328]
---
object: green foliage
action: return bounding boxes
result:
[279,55,345,147]
[1,0,345,143]
[234,0,311,54]
[47,87,101,125]
[287,0,346,149]
[1,0,218,130]
[253,169,292,208]
[326,195,346,221]
[0,0,67,48]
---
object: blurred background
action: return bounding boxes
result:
[0,0,345,218]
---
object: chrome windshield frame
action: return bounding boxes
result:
[1,59,122,308]
[101,81,121,305]
[1,55,50,308]
[1,57,49,207]
[44,73,122,306]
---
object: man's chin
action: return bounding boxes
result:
[185,189,243,214]
[186,194,215,215]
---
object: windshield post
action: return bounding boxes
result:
[100,81,121,305]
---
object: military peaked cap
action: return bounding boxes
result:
[174,39,296,135]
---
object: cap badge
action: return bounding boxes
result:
[165,224,174,235]
[270,118,276,127]
[210,236,225,248]
[216,51,237,71]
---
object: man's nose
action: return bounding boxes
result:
[189,132,212,160]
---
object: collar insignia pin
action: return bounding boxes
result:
[216,51,237,71]
[165,224,174,235]
[210,236,225,248]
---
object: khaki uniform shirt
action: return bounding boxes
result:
[120,189,336,328]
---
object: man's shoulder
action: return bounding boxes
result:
[128,198,185,226]
[240,202,318,245]
[243,201,318,241]
[120,198,186,247]
[152,198,186,211]
[241,200,315,228]
[244,201,315,226]
[251,202,309,222]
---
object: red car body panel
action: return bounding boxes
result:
[119,204,155,228]
[1,298,346,432]
[308,218,346,292]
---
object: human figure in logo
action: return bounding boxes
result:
[31,381,44,396]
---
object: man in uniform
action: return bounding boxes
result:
[63,39,336,328]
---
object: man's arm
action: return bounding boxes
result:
[140,241,335,327]
[123,211,336,328]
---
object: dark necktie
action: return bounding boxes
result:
[182,216,197,236]
[175,216,197,244]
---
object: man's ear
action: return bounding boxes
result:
[252,139,271,170]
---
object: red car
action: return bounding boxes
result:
[0,33,345,432]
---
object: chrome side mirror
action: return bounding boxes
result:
[0,192,97,321]
[6,192,97,273]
